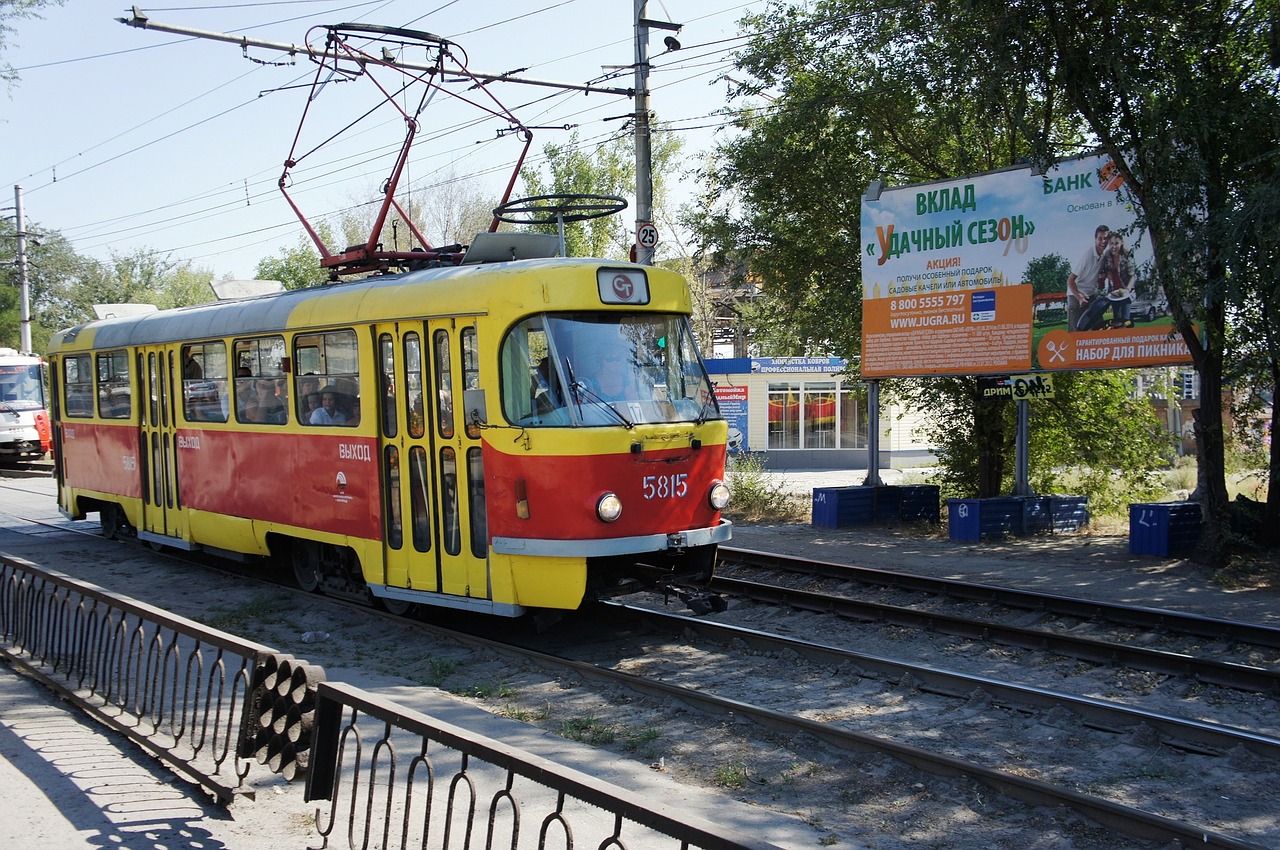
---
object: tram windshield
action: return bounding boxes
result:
[501,313,720,427]
[0,364,45,409]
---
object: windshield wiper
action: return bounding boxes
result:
[570,380,634,428]
[562,357,633,428]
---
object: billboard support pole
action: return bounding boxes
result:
[862,381,884,487]
[1013,399,1033,496]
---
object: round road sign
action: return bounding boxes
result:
[637,222,659,249]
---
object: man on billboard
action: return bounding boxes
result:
[1066,224,1110,332]
[1077,230,1137,330]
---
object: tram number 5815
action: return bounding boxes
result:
[642,473,688,500]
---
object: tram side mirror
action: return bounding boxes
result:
[464,388,487,426]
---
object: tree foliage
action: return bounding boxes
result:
[699,0,1279,553]
[696,0,1141,498]
[0,218,214,350]
[519,127,682,261]
[953,0,1280,561]
[693,0,1084,355]
[894,371,1169,511]
[255,229,333,291]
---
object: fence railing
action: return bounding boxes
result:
[0,552,288,802]
[0,552,784,850]
[305,680,784,850]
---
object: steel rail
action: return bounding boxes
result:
[709,573,1280,694]
[597,601,1280,761]
[477,614,1268,850]
[721,546,1280,649]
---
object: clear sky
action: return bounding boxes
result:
[2,1,764,280]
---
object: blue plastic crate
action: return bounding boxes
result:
[1045,495,1089,532]
[898,485,941,524]
[1024,496,1052,533]
[948,497,1026,542]
[1130,502,1201,556]
[874,486,904,523]
[811,486,875,528]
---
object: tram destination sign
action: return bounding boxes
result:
[859,153,1193,378]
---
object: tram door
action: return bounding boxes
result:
[138,347,186,541]
[376,323,488,603]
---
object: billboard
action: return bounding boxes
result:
[860,153,1192,378]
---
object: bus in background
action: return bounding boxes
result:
[0,348,52,462]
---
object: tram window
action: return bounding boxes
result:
[96,350,131,419]
[294,330,360,427]
[467,447,486,558]
[500,313,721,427]
[499,319,563,425]
[439,447,460,556]
[233,336,288,425]
[433,330,453,438]
[384,445,403,550]
[62,354,94,418]
[462,327,480,438]
[182,342,228,423]
[378,334,397,438]
[0,364,42,405]
[405,333,425,439]
[409,446,431,552]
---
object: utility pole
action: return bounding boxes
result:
[633,2,681,267]
[634,1,654,267]
[14,186,32,354]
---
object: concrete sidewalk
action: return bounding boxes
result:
[0,662,310,850]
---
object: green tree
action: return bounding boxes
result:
[519,127,682,261]
[956,0,1280,562]
[25,245,212,341]
[695,0,1156,499]
[154,265,216,310]
[256,230,332,290]
[0,218,90,351]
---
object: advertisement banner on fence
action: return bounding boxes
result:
[860,154,1192,378]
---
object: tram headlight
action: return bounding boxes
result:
[596,492,623,523]
[708,481,731,511]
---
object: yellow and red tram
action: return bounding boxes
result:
[47,255,731,618]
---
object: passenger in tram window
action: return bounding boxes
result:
[297,375,320,419]
[183,351,203,379]
[302,392,322,420]
[410,393,425,433]
[309,386,348,426]
[256,378,288,424]
[336,377,360,422]
[235,368,258,422]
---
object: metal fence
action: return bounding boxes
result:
[1,552,783,850]
[305,681,783,850]
[0,552,292,803]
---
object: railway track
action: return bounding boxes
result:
[0,487,1275,849]
[716,546,1280,691]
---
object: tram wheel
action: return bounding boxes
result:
[292,543,323,593]
[378,597,415,617]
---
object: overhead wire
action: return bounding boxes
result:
[20,0,772,267]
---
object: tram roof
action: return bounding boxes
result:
[49,258,671,353]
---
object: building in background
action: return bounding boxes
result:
[704,357,935,470]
